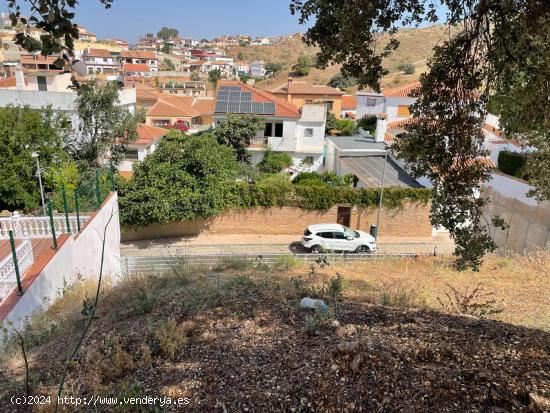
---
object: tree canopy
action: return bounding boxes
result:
[213,114,265,162]
[291,0,550,270]
[157,27,179,41]
[258,148,293,173]
[292,55,312,76]
[118,134,239,226]
[69,81,139,168]
[208,69,221,87]
[0,105,71,211]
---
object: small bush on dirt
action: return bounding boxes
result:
[305,307,334,336]
[154,319,189,361]
[378,288,420,308]
[437,283,503,318]
[215,257,252,271]
[132,290,157,315]
[275,255,300,271]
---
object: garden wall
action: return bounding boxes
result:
[121,202,433,241]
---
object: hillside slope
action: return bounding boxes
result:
[1,254,549,412]
[226,24,457,92]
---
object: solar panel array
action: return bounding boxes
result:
[215,86,276,115]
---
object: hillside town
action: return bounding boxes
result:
[0,2,548,412]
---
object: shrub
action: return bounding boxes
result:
[336,119,358,136]
[398,63,415,74]
[214,257,252,271]
[258,148,293,173]
[497,151,527,179]
[327,73,357,90]
[358,115,377,129]
[154,319,189,361]
[293,171,354,189]
[274,255,300,271]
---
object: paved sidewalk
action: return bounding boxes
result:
[120,233,454,257]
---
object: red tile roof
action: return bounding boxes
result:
[388,118,416,129]
[135,124,168,145]
[147,95,201,118]
[216,80,300,118]
[0,76,18,88]
[341,95,357,110]
[120,50,157,60]
[271,80,343,96]
[84,48,112,58]
[383,81,421,98]
[124,63,150,72]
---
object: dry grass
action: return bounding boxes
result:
[226,24,460,91]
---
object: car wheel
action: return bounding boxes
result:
[310,245,323,254]
[356,245,370,253]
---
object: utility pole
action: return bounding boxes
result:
[31,152,46,216]
[375,150,388,241]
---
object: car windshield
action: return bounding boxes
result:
[343,226,359,238]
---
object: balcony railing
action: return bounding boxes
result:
[0,213,90,240]
[249,137,268,147]
[0,238,33,300]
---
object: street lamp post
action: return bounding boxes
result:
[31,152,46,216]
[375,149,388,241]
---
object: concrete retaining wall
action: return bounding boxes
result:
[484,175,550,252]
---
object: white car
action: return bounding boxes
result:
[301,223,377,253]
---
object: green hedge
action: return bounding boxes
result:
[498,151,527,178]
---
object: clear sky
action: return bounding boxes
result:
[64,0,308,42]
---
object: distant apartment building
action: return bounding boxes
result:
[250,60,266,77]
[356,82,419,122]
[233,61,250,75]
[77,26,97,42]
[123,63,151,77]
[213,81,327,169]
[73,48,118,76]
[119,50,158,72]
[145,93,214,132]
[271,79,344,119]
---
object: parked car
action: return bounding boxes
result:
[301,223,377,253]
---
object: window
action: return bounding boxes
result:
[325,101,334,111]
[303,156,314,165]
[343,226,359,238]
[87,66,95,75]
[125,148,139,160]
[274,123,283,137]
[103,58,108,62]
[318,232,333,239]
[333,232,346,240]
[366,98,377,107]
[37,76,47,91]
[304,128,314,137]
[264,123,272,137]
[153,119,171,128]
[397,105,410,117]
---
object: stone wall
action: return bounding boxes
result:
[121,203,433,241]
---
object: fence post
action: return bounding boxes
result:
[62,185,71,234]
[48,200,58,251]
[95,170,101,209]
[8,230,24,295]
[74,188,81,233]
[109,163,116,192]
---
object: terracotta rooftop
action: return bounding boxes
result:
[124,63,150,72]
[191,97,214,115]
[383,81,421,98]
[341,95,357,110]
[135,124,168,145]
[120,50,157,60]
[147,95,201,118]
[135,87,159,102]
[216,81,301,118]
[0,76,20,88]
[271,80,343,96]
[84,48,112,58]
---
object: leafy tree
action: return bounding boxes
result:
[157,27,179,41]
[336,119,358,136]
[161,43,173,54]
[0,105,71,211]
[327,73,357,90]
[213,114,265,162]
[161,58,175,71]
[118,135,239,226]
[290,0,549,270]
[265,62,283,74]
[292,55,312,76]
[397,62,415,74]
[69,81,139,168]
[208,69,221,87]
[7,0,112,55]
[258,148,293,173]
[325,113,338,131]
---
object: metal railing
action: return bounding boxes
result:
[121,252,434,273]
[0,238,33,300]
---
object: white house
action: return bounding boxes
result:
[119,50,158,72]
[212,81,326,170]
[356,81,419,122]
[119,124,168,178]
[73,48,118,77]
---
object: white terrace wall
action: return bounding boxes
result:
[484,173,550,252]
[2,193,120,331]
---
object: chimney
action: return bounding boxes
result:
[375,112,388,143]
[15,66,25,90]
[287,76,293,91]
